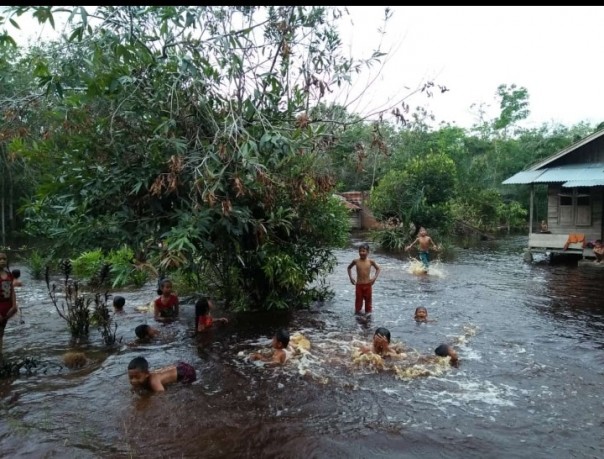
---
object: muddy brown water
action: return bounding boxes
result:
[1,235,603,458]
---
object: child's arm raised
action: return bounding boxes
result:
[405,238,419,252]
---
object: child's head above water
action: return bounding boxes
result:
[434,343,458,363]
[157,278,173,296]
[372,327,391,354]
[414,306,428,321]
[374,327,391,343]
[11,268,20,279]
[195,297,211,316]
[273,328,290,348]
[113,295,126,310]
[135,324,159,340]
[127,356,150,388]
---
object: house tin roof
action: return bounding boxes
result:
[502,162,604,186]
[525,128,604,171]
[502,128,604,187]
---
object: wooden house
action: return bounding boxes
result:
[502,129,604,261]
[335,193,362,229]
[337,191,380,230]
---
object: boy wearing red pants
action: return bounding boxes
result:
[347,243,381,315]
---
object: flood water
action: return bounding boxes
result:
[1,235,603,458]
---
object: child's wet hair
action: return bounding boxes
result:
[135,324,151,340]
[11,268,20,279]
[359,243,370,252]
[374,327,391,343]
[157,278,172,295]
[435,344,452,357]
[275,328,290,347]
[195,297,210,317]
[128,356,149,372]
[113,295,125,309]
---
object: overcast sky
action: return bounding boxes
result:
[5,6,604,130]
[335,6,604,129]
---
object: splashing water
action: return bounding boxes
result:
[407,258,446,277]
[234,322,476,386]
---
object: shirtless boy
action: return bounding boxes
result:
[249,329,290,366]
[127,356,196,392]
[359,327,406,359]
[405,227,438,270]
[347,243,381,315]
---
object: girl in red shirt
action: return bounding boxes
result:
[195,296,228,332]
[154,278,179,322]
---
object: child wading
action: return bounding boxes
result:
[347,243,381,315]
[405,227,438,271]
[154,278,179,322]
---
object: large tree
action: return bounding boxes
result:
[2,6,391,309]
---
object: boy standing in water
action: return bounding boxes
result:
[405,227,439,270]
[347,243,381,315]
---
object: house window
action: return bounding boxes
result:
[558,188,591,226]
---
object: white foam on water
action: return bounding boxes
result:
[407,258,447,278]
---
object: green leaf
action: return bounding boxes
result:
[68,26,83,42]
[0,34,16,47]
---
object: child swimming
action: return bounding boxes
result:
[127,356,196,392]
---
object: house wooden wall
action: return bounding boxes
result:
[554,136,604,166]
[547,185,603,240]
[348,213,361,229]
[339,191,380,230]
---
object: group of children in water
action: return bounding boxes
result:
[347,231,458,365]
[127,277,295,392]
[129,229,456,393]
[1,235,456,395]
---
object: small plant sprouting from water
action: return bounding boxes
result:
[0,357,41,378]
[45,260,120,345]
[27,249,47,280]
[91,291,120,346]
